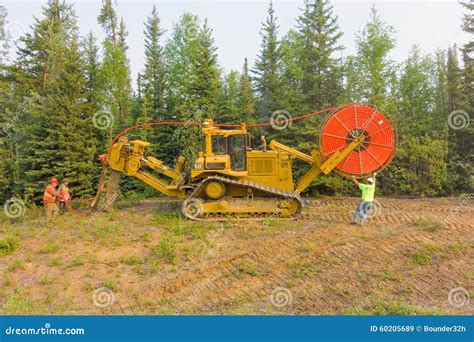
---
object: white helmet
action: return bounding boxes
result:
[367,177,374,183]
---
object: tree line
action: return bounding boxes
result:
[0,0,472,204]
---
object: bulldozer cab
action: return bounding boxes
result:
[209,134,247,171]
[196,120,249,173]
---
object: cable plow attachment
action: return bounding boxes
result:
[67,103,397,218]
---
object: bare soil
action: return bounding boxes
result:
[0,197,472,315]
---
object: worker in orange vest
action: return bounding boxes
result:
[58,178,71,212]
[43,177,59,223]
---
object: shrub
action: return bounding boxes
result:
[0,236,19,256]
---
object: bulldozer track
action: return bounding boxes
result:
[182,175,304,220]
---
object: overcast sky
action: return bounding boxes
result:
[2,0,470,84]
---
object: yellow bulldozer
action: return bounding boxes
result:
[91,104,396,219]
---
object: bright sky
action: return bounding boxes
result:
[2,0,470,85]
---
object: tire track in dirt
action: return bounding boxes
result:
[146,198,473,313]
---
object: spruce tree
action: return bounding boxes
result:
[163,14,221,167]
[98,0,131,132]
[97,0,117,45]
[15,0,97,201]
[342,6,396,109]
[446,44,473,192]
[238,58,256,124]
[219,70,240,123]
[142,5,165,121]
[252,2,283,118]
[297,0,343,110]
[398,46,435,136]
[190,19,221,119]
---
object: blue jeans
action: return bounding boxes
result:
[353,201,372,225]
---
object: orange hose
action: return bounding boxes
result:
[67,105,346,215]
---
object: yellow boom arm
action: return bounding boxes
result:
[269,135,365,194]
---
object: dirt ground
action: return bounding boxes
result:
[0,196,473,315]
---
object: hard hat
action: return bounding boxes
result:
[367,177,374,183]
[62,178,70,183]
[51,177,58,184]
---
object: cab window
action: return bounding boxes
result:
[211,135,227,155]
[228,135,246,171]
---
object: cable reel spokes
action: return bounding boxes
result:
[319,104,397,178]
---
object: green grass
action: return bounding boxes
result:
[8,259,25,272]
[1,287,36,314]
[91,221,123,240]
[48,257,62,267]
[0,236,19,256]
[120,255,144,265]
[408,244,440,266]
[262,218,285,229]
[345,299,448,315]
[69,255,85,267]
[40,241,60,254]
[154,213,182,226]
[152,234,177,263]
[3,272,13,286]
[448,241,471,255]
[288,259,316,278]
[141,231,152,243]
[84,283,94,292]
[103,280,118,292]
[411,218,444,232]
[40,275,54,285]
[237,263,260,277]
[183,243,205,261]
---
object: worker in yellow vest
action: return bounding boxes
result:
[351,172,377,226]
[43,177,59,223]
